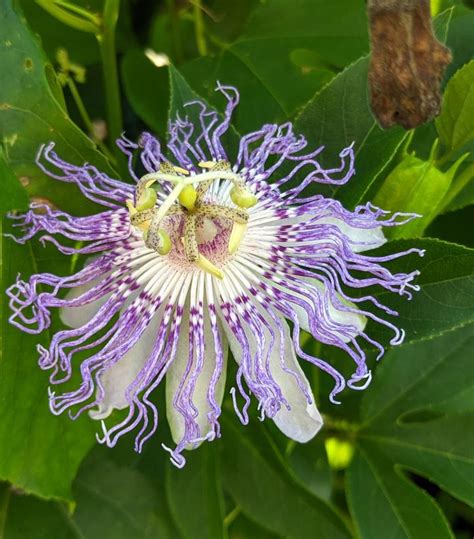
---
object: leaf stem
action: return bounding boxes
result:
[192,0,207,56]
[321,415,359,434]
[51,0,101,24]
[36,0,99,33]
[66,78,116,163]
[97,0,123,156]
[166,0,183,62]
[223,505,241,528]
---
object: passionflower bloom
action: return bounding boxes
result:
[6,85,422,466]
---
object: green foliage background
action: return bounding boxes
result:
[0,0,473,537]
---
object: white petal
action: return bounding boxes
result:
[166,312,228,447]
[270,318,323,442]
[220,301,322,443]
[60,279,111,329]
[317,216,386,253]
[89,315,158,420]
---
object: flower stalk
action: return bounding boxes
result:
[97,0,123,158]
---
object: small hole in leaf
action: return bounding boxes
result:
[24,58,33,70]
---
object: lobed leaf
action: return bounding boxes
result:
[347,324,474,538]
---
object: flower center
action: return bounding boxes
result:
[126,161,257,279]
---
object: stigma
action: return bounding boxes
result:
[126,160,257,279]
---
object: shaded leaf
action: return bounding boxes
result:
[220,416,350,539]
[0,237,96,502]
[0,482,76,539]
[287,438,332,502]
[445,9,474,80]
[364,239,474,344]
[168,64,240,158]
[182,0,368,133]
[294,57,407,209]
[0,147,28,214]
[347,324,474,538]
[121,50,169,138]
[21,0,100,66]
[73,455,171,539]
[436,60,474,153]
[166,444,226,539]
[0,0,115,217]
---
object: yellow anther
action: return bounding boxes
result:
[230,186,258,209]
[198,161,216,169]
[228,222,247,254]
[178,184,198,211]
[136,187,157,211]
[196,254,224,279]
[173,165,190,175]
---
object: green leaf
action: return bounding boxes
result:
[168,65,240,158]
[182,0,368,133]
[436,60,474,154]
[347,324,474,538]
[0,237,96,502]
[348,451,453,539]
[72,454,172,539]
[0,0,115,216]
[294,57,407,210]
[445,170,474,212]
[0,146,28,214]
[372,145,466,239]
[445,9,474,80]
[0,482,75,539]
[287,438,332,501]
[220,416,351,539]
[121,50,169,139]
[365,239,474,344]
[166,444,226,539]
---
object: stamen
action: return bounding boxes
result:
[196,254,224,279]
[143,228,171,255]
[230,185,258,209]
[178,185,197,210]
[130,163,253,271]
[136,188,157,211]
[198,161,216,169]
[228,222,247,254]
[173,165,190,175]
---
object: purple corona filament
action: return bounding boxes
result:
[6,84,423,467]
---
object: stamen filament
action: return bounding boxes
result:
[228,222,247,254]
